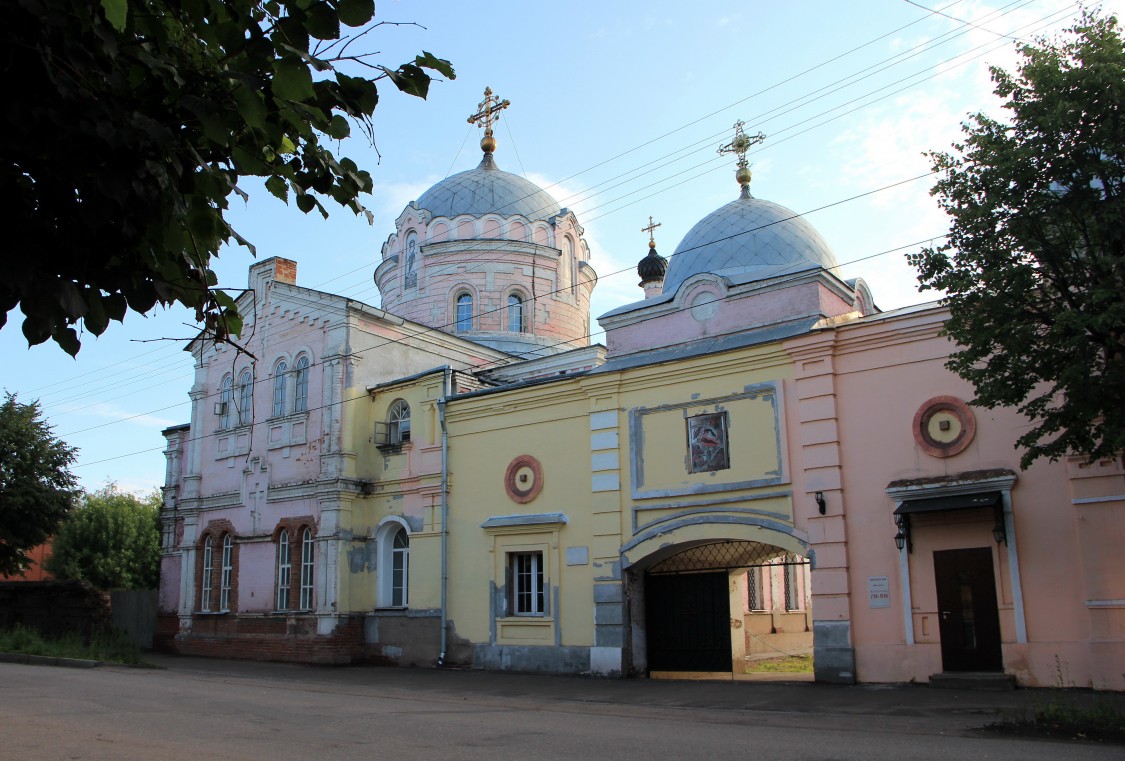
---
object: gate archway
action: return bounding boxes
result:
[635,539,812,675]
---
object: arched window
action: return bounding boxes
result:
[405,232,418,289]
[272,360,288,417]
[391,528,409,607]
[237,369,253,426]
[455,292,473,332]
[507,294,524,333]
[299,528,314,610]
[293,356,309,413]
[376,521,410,607]
[560,236,574,291]
[218,376,233,430]
[200,536,214,611]
[388,400,411,445]
[276,529,291,610]
[219,534,234,611]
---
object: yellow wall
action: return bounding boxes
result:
[443,341,800,662]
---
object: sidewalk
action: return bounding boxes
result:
[133,652,1125,724]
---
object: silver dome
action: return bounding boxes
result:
[415,154,562,222]
[662,192,839,293]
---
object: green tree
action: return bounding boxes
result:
[0,394,78,576]
[46,486,163,590]
[910,10,1125,468]
[2,0,454,354]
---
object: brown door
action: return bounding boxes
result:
[933,548,1003,672]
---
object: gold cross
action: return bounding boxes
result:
[641,216,662,245]
[467,87,511,137]
[717,120,765,168]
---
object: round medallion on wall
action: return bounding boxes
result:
[505,455,544,504]
[913,396,976,457]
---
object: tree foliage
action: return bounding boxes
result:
[0,394,78,576]
[910,11,1125,468]
[45,485,162,590]
[2,0,454,355]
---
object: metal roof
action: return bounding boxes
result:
[415,154,562,222]
[662,192,839,293]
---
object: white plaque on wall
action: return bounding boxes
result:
[868,576,891,608]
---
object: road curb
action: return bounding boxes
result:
[0,652,98,668]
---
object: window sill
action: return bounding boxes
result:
[267,411,309,424]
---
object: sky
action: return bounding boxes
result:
[2,0,1117,495]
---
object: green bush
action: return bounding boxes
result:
[0,625,141,664]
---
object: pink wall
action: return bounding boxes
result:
[786,306,1123,688]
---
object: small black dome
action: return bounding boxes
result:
[637,247,668,283]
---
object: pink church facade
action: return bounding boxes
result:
[156,98,1123,689]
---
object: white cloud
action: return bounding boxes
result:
[67,402,181,430]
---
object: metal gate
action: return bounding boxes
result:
[644,541,809,673]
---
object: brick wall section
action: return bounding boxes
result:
[158,613,365,664]
[0,580,111,640]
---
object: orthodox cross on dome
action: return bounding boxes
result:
[468,86,511,154]
[641,216,662,248]
[717,120,766,193]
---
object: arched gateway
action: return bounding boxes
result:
[623,526,813,676]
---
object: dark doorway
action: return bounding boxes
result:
[645,571,731,672]
[933,548,1003,672]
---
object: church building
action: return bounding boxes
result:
[158,92,1124,690]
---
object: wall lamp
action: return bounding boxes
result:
[893,513,912,553]
[814,491,826,515]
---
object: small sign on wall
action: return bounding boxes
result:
[868,576,891,608]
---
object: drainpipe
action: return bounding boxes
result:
[437,368,451,665]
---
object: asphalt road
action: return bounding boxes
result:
[1,657,1120,760]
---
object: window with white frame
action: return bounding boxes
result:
[218,376,233,430]
[200,536,214,611]
[272,360,288,417]
[299,528,314,609]
[293,356,310,412]
[219,534,233,611]
[271,360,288,416]
[276,529,291,610]
[507,294,524,332]
[237,369,253,426]
[388,399,411,445]
[391,528,409,607]
[509,551,545,616]
[455,292,472,332]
